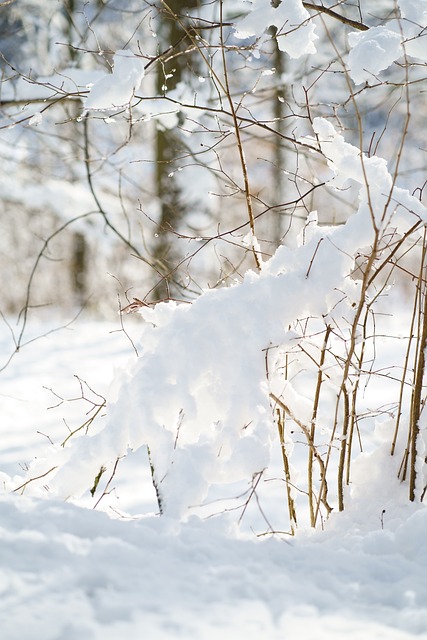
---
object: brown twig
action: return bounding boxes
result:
[302,2,369,31]
[13,467,58,494]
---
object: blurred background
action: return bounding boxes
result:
[0,0,425,323]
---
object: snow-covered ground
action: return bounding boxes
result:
[1,317,426,640]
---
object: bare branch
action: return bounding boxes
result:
[302,2,369,31]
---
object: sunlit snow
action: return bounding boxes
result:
[85,50,145,111]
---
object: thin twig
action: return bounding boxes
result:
[13,467,58,494]
[302,2,369,31]
[93,457,122,509]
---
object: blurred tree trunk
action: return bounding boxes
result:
[70,231,87,305]
[64,0,89,306]
[152,0,199,300]
[271,26,288,246]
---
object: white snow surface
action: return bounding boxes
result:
[1,319,427,639]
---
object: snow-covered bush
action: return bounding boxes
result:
[7,0,427,531]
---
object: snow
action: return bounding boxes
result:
[28,112,42,126]
[1,323,427,640]
[347,1,427,84]
[399,0,427,23]
[1,379,427,640]
[84,50,145,111]
[234,0,317,58]
[0,237,426,636]
[0,158,426,629]
[347,27,403,85]
[232,0,426,83]
[1,4,427,638]
[0,495,426,639]
[19,120,426,521]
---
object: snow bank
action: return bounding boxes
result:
[0,493,426,640]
